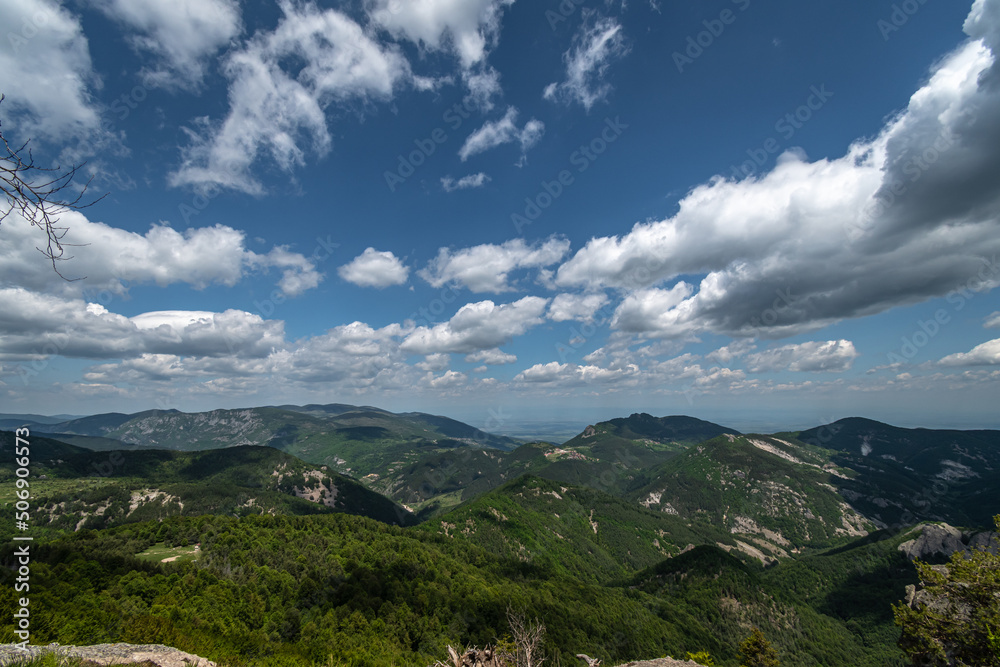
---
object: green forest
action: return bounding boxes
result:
[1,508,944,667]
[2,412,998,666]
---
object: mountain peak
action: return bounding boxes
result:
[595,413,740,446]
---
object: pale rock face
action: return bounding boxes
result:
[968,530,1000,555]
[0,643,216,667]
[898,523,965,560]
[897,522,998,560]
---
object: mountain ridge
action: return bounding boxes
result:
[0,431,415,539]
[11,408,998,531]
[4,409,999,666]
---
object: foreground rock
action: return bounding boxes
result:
[0,643,215,667]
[897,522,999,561]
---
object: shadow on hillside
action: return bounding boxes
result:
[267,424,301,449]
[819,550,917,627]
[821,528,897,556]
[333,426,392,441]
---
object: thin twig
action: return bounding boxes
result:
[0,93,107,279]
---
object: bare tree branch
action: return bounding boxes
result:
[0,93,106,280]
[507,605,546,667]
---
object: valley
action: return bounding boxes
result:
[0,405,997,666]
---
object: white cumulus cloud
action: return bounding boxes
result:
[515,361,638,385]
[0,291,285,361]
[465,348,517,365]
[91,0,241,90]
[0,0,101,142]
[515,361,568,383]
[401,296,548,354]
[555,1,1000,341]
[269,320,410,385]
[611,283,696,335]
[0,210,322,298]
[939,338,1000,366]
[169,0,409,194]
[420,237,570,293]
[547,293,610,323]
[367,0,514,70]
[424,370,467,389]
[706,340,757,365]
[338,248,409,288]
[416,353,451,371]
[744,340,859,373]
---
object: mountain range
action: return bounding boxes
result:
[1,405,996,666]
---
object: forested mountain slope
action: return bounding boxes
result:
[0,431,413,542]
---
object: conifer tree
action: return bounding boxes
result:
[739,628,779,667]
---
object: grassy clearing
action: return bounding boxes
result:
[0,478,115,504]
[408,489,466,518]
[135,542,200,564]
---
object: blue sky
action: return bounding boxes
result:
[1,0,999,432]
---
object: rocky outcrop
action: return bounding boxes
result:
[897,522,999,560]
[0,643,215,667]
[898,523,965,560]
[902,563,961,615]
[967,529,1000,554]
